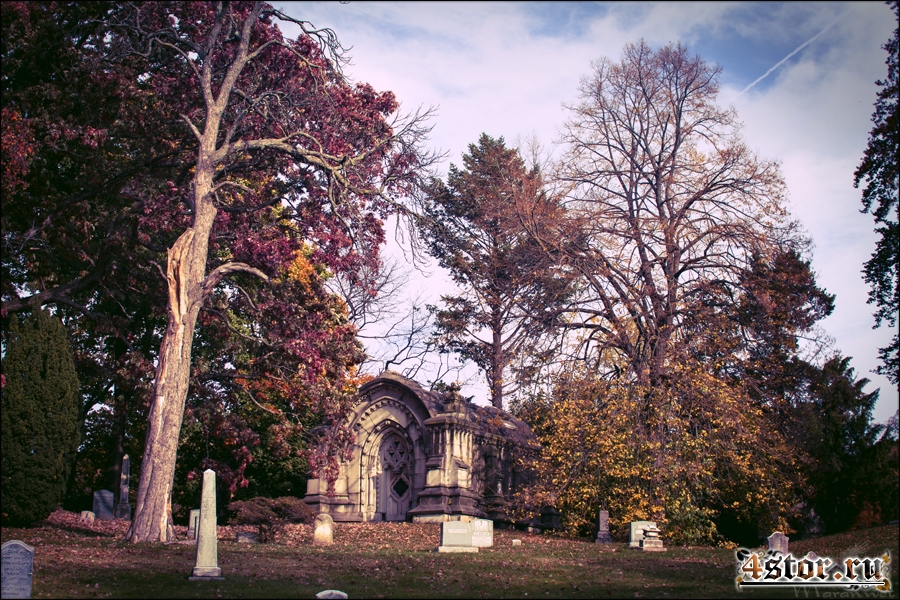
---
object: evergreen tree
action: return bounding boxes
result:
[421,134,573,408]
[854,0,899,384]
[1,309,81,525]
[803,356,886,533]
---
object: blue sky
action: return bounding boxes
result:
[279,1,898,423]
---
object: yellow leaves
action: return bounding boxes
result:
[518,366,804,544]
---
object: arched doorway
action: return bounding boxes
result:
[377,431,413,521]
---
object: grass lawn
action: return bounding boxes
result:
[2,511,897,599]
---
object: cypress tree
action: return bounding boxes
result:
[2,309,81,525]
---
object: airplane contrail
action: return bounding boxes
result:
[737,17,841,97]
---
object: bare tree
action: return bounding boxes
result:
[525,41,792,389]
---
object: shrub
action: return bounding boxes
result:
[228,496,316,542]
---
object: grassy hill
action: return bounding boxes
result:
[2,510,897,598]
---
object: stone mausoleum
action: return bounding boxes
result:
[304,371,539,522]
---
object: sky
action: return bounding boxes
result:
[278,1,898,424]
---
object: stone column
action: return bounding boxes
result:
[595,509,613,543]
[115,454,131,520]
[191,469,223,579]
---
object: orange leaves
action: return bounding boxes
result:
[285,249,317,291]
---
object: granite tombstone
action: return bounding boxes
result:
[767,532,789,556]
[92,490,114,521]
[438,521,478,553]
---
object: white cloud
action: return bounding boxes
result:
[280,2,898,421]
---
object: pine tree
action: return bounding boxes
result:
[421,134,573,408]
[2,309,81,525]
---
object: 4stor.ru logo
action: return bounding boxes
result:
[735,548,891,593]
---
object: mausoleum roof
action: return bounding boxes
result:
[360,371,538,448]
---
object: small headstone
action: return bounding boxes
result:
[767,531,789,555]
[1,540,35,599]
[190,469,223,580]
[640,525,666,552]
[187,509,200,540]
[115,454,131,520]
[628,521,656,548]
[512,539,522,547]
[315,591,348,600]
[235,531,259,544]
[595,509,613,544]
[80,511,95,525]
[92,490,114,521]
[313,514,334,545]
[471,519,493,547]
[438,521,477,553]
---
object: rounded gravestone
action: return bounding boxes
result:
[313,514,334,545]
[1,540,34,599]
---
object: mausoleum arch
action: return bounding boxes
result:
[357,418,422,521]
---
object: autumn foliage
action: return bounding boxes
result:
[1,0,434,542]
[510,42,896,546]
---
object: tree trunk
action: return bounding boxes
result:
[490,319,504,409]
[127,174,217,542]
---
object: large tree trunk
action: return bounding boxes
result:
[127,169,217,542]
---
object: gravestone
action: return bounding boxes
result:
[628,521,656,548]
[437,521,478,553]
[80,511,95,525]
[190,470,223,580]
[115,454,131,520]
[187,509,200,540]
[767,531,789,555]
[92,490,114,521]
[235,531,259,544]
[471,519,494,547]
[315,591,348,600]
[595,509,613,544]
[511,539,522,547]
[313,514,334,545]
[640,524,666,552]
[1,540,34,599]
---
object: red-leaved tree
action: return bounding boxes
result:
[1,1,436,543]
